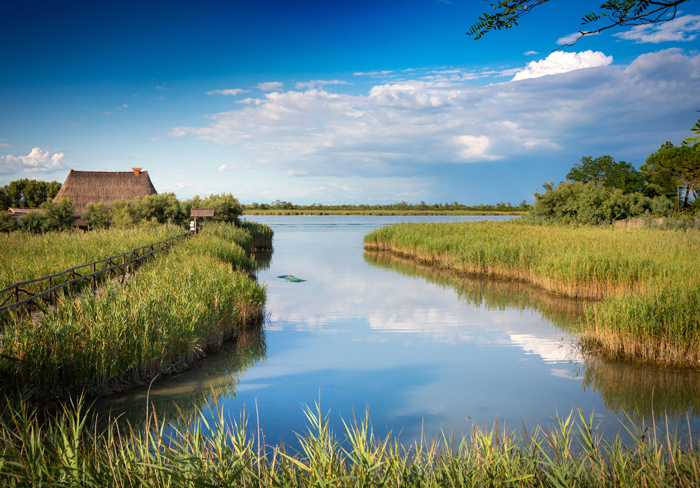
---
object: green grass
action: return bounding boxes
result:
[2,395,700,487]
[364,220,700,366]
[0,223,268,397]
[0,225,184,291]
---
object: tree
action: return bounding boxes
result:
[0,179,62,209]
[83,202,113,230]
[645,144,700,208]
[41,198,74,231]
[567,155,642,193]
[468,1,689,48]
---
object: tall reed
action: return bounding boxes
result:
[0,223,268,397]
[1,395,700,487]
[364,220,700,366]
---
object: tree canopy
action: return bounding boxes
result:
[566,155,642,194]
[468,0,690,47]
[0,179,62,209]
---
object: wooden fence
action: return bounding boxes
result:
[0,232,191,316]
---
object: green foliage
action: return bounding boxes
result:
[194,193,244,223]
[532,180,671,224]
[134,192,187,226]
[646,143,700,208]
[110,199,139,229]
[0,224,265,395]
[468,0,689,46]
[567,155,642,193]
[82,202,112,229]
[39,197,74,231]
[0,178,61,209]
[18,210,48,234]
[1,396,700,487]
[0,212,18,233]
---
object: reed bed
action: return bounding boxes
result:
[0,223,268,397]
[364,220,700,366]
[2,396,700,487]
[0,225,184,291]
[241,220,274,249]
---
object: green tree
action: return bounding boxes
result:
[196,193,244,224]
[469,1,689,47]
[19,211,49,233]
[0,212,18,233]
[40,198,74,231]
[0,179,62,209]
[645,144,700,208]
[566,155,642,194]
[134,193,186,226]
[111,199,140,229]
[83,202,113,230]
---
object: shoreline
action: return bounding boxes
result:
[244,210,525,216]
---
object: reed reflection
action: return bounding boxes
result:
[94,324,267,428]
[365,250,700,422]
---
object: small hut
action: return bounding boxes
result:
[7,207,44,219]
[53,168,157,217]
[190,208,215,233]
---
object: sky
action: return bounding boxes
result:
[1,0,700,205]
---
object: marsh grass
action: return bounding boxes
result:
[2,395,700,487]
[364,220,700,366]
[0,225,184,291]
[0,223,269,398]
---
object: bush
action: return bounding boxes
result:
[0,212,17,233]
[83,202,112,229]
[532,181,672,225]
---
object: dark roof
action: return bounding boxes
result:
[53,169,158,216]
[191,208,215,217]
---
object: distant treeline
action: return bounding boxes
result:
[245,200,531,212]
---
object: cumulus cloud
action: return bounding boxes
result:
[218,164,252,171]
[1,147,64,174]
[512,50,613,81]
[614,14,700,43]
[169,50,699,179]
[295,80,351,90]
[207,89,249,96]
[256,81,283,91]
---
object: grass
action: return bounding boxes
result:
[0,225,184,291]
[364,219,700,367]
[241,220,274,249]
[2,395,700,487]
[0,222,269,398]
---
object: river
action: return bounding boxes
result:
[96,215,700,445]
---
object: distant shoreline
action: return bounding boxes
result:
[243,210,526,216]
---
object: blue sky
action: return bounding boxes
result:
[1,0,700,204]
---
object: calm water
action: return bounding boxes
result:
[98,215,700,444]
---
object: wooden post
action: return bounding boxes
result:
[49,276,54,306]
[92,262,96,289]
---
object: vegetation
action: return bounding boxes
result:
[0,222,268,397]
[244,200,531,214]
[0,225,184,291]
[364,219,700,366]
[2,396,700,487]
[468,0,689,47]
[0,178,61,209]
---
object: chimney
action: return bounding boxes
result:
[132,167,142,175]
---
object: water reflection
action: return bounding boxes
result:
[366,250,700,423]
[93,325,267,428]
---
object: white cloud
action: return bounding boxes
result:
[156,85,167,90]
[102,111,112,115]
[169,50,699,179]
[295,80,351,90]
[614,14,700,43]
[512,50,613,81]
[122,104,129,108]
[207,89,249,96]
[556,31,599,44]
[524,51,539,56]
[256,81,283,91]
[353,71,393,77]
[1,147,64,174]
[218,164,252,172]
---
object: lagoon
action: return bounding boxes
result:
[97,215,700,445]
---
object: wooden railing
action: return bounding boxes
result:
[0,232,191,316]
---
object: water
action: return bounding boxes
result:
[97,215,700,444]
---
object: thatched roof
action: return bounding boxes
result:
[191,208,215,218]
[7,207,43,218]
[53,169,157,216]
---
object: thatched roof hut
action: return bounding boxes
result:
[53,168,157,216]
